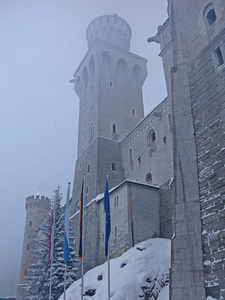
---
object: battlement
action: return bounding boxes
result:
[86,14,132,50]
[25,195,50,210]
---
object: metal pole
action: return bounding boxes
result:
[128,184,134,247]
[49,190,57,300]
[81,174,86,300]
[108,247,110,300]
[64,263,67,300]
[49,259,53,300]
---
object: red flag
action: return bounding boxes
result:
[78,179,84,260]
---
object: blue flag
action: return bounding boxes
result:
[104,175,111,256]
[64,183,70,263]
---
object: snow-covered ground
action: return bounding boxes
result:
[59,238,171,300]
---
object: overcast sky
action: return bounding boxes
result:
[0,0,167,296]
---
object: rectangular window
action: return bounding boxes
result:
[112,163,116,171]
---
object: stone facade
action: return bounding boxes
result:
[148,0,225,298]
[70,13,173,281]
[18,1,225,298]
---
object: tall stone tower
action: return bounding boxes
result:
[70,14,147,213]
[149,0,225,298]
[17,194,50,300]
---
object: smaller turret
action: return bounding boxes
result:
[17,194,50,300]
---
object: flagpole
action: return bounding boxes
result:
[81,174,86,300]
[64,182,71,300]
[49,258,53,300]
[104,173,111,300]
[49,190,57,300]
[108,247,110,300]
[64,262,67,300]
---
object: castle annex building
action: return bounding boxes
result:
[18,1,225,299]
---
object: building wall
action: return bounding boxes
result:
[121,97,173,187]
[189,27,225,300]
[71,181,160,278]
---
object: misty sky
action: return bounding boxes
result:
[0,0,167,296]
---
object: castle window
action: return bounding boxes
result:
[146,172,152,183]
[112,163,116,171]
[131,108,136,116]
[24,269,27,276]
[115,227,117,237]
[75,200,80,212]
[29,221,32,227]
[27,244,30,251]
[109,80,113,88]
[90,104,94,113]
[204,4,216,27]
[89,124,94,139]
[82,66,88,88]
[168,114,172,131]
[90,83,95,93]
[214,47,224,67]
[86,186,89,194]
[112,123,117,133]
[147,129,156,145]
[79,162,82,170]
[89,55,95,77]
[87,164,90,174]
[114,196,119,208]
[129,148,133,170]
[102,233,104,243]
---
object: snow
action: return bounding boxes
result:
[58,238,171,300]
[206,297,216,300]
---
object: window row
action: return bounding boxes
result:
[79,162,117,173]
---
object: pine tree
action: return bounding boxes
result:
[26,187,78,300]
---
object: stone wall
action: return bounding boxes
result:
[190,27,225,300]
[71,181,160,278]
[121,97,173,187]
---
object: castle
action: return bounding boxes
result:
[18,0,225,299]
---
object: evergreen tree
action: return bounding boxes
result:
[26,187,78,300]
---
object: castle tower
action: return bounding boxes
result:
[149,0,225,298]
[70,14,147,213]
[17,194,50,300]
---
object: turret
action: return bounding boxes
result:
[17,194,50,300]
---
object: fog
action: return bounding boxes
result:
[0,0,167,296]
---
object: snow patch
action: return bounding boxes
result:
[58,238,171,300]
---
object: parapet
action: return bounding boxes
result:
[25,195,50,211]
[86,14,132,51]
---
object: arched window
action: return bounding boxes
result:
[147,129,156,146]
[147,129,156,155]
[204,3,216,27]
[82,66,88,88]
[146,172,152,183]
[129,148,133,170]
[89,124,94,139]
[89,55,95,77]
